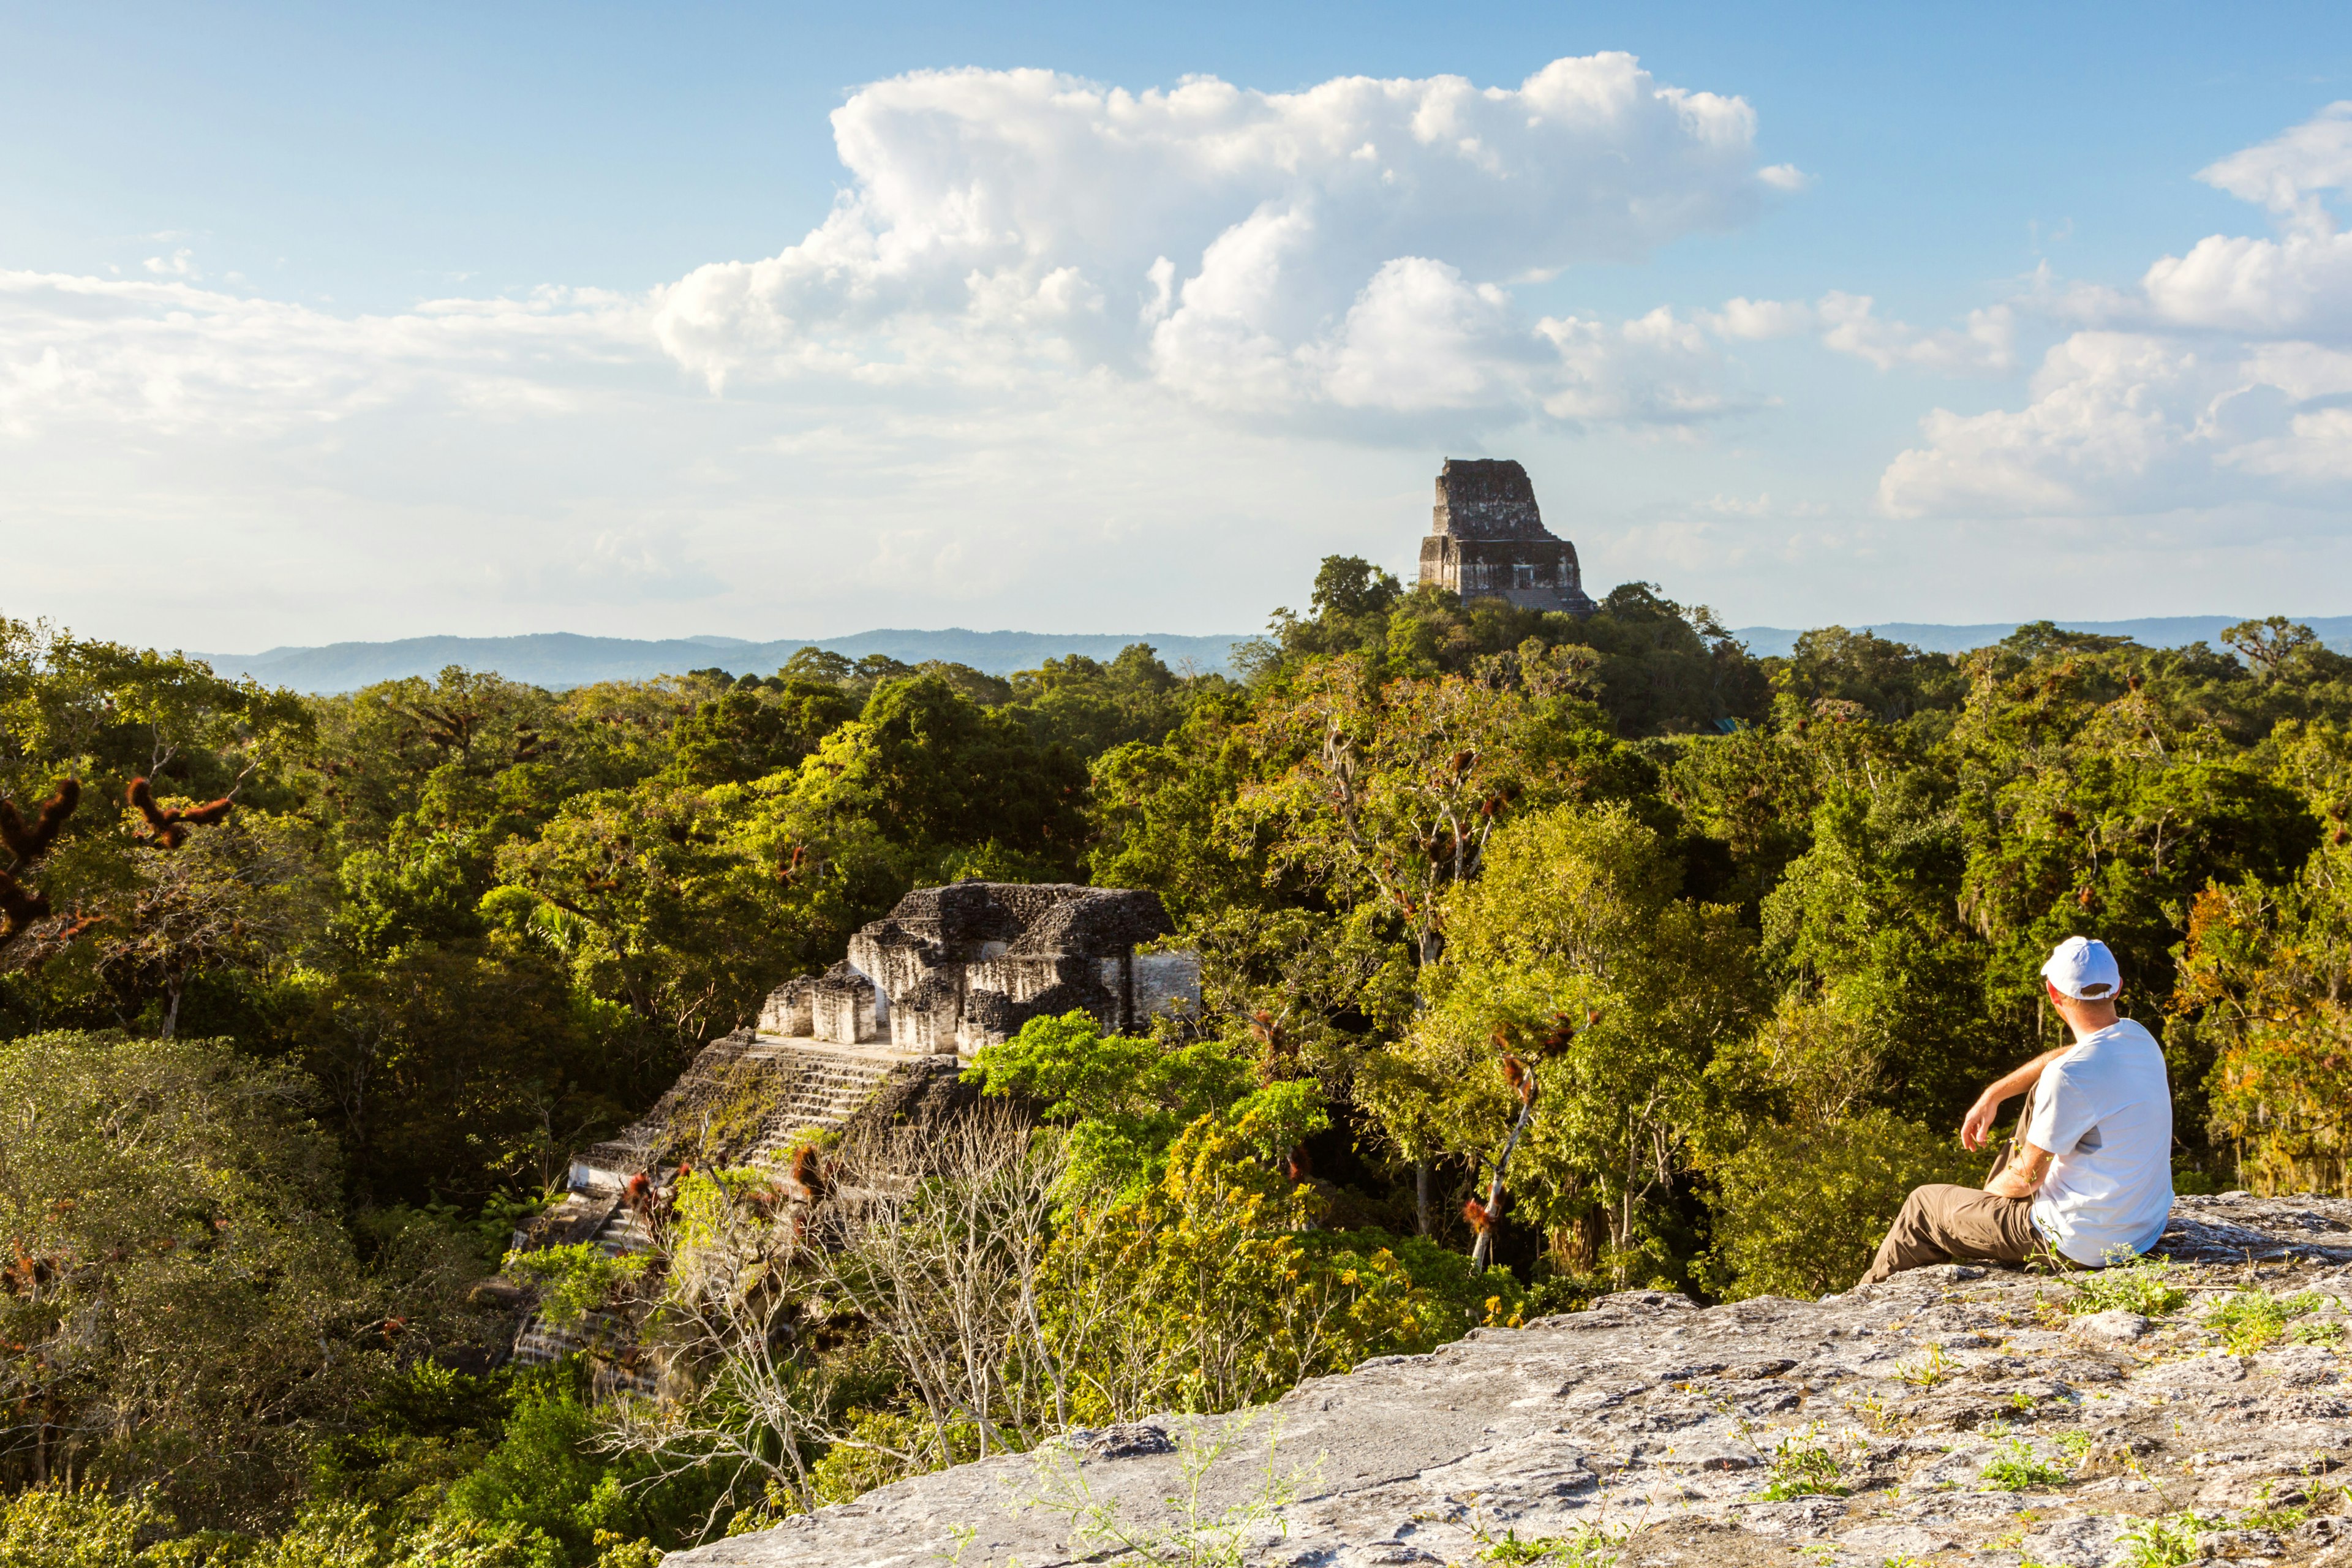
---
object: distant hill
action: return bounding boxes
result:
[194,614,2352,694]
[1729,616,2352,660]
[194,629,1259,693]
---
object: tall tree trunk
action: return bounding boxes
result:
[162,979,182,1040]
[1415,1160,1431,1236]
[1471,1092,1537,1273]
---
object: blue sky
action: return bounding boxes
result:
[6,1,2351,649]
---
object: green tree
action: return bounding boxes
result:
[665,681,858,787]
[965,1010,1302,1195]
[1368,802,1757,1284]
[491,778,797,1049]
[0,1032,380,1521]
[812,674,1089,868]
[1770,627,1964,725]
[2171,721,2352,1194]
[1004,644,1202,760]
[1230,654,1556,968]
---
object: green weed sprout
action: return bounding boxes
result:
[1759,1426,1849,1501]
[2116,1512,2214,1568]
[1979,1438,2072,1493]
[1480,1525,1622,1567]
[2209,1288,2325,1354]
[2068,1251,2187,1318]
[2236,1481,2311,1534]
[1898,1344,1953,1388]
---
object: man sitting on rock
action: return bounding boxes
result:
[1859,936,2174,1284]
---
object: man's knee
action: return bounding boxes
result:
[1891,1183,1966,1227]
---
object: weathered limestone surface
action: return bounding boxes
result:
[1417,458,1598,616]
[674,1194,2352,1568]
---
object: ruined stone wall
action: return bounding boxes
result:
[810,965,881,1045]
[757,976,814,1037]
[1130,951,1202,1027]
[758,963,886,1044]
[847,882,1196,1057]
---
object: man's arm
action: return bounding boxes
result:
[1985,1140,2052,1199]
[1959,1046,2069,1150]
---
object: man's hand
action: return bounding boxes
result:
[1959,1046,2069,1150]
[1960,1090,2005,1151]
[1985,1141,2052,1199]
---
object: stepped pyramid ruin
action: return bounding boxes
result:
[1417,458,1597,616]
[565,881,1198,1189]
[508,882,1199,1381]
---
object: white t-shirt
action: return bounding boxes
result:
[2025,1017,2174,1265]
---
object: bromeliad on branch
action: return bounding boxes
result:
[127,777,236,850]
[0,778,81,959]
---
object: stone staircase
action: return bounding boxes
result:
[739,1039,907,1166]
[510,1303,658,1397]
[508,1035,932,1386]
[508,1198,663,1388]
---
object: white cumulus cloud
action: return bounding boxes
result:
[0,53,1835,646]
[650,55,1795,424]
[1879,102,2352,519]
[0,55,1798,451]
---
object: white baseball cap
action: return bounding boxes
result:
[2041,935,2121,1000]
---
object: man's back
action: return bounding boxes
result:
[2026,1016,2173,1264]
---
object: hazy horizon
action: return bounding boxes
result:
[168,611,2352,693]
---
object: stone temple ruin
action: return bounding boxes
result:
[847,881,1200,1055]
[512,883,1199,1380]
[571,881,1198,1186]
[1417,457,1597,616]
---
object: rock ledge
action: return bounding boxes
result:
[673,1194,2352,1568]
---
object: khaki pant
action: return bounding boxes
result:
[1858,1133,2078,1286]
[1858,1185,2043,1284]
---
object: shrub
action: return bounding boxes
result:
[501,1245,651,1331]
[0,1031,379,1518]
[1040,1112,1522,1423]
[240,1502,402,1568]
[434,1381,714,1566]
[0,1487,162,1568]
[1702,1109,1981,1300]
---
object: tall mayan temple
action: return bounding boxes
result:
[1416,458,1597,616]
